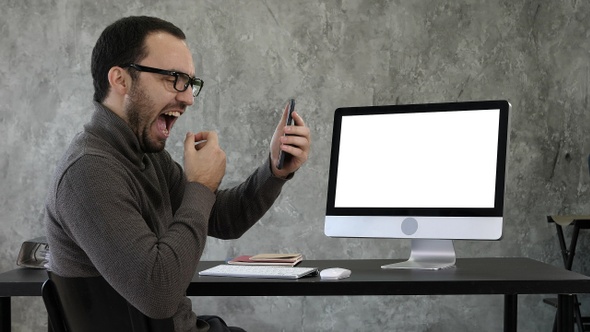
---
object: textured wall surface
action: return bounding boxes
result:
[2,0,590,331]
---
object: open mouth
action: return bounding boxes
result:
[157,111,180,137]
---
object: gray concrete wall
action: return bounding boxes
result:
[2,0,590,331]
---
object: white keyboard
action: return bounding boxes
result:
[199,264,318,279]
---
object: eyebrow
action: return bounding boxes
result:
[169,68,196,77]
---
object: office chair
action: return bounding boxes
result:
[41,272,174,332]
[42,278,68,332]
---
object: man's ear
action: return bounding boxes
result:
[107,66,131,96]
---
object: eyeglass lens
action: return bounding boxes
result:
[174,74,202,97]
[174,74,190,92]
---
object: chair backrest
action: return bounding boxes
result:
[42,272,174,332]
[42,278,68,332]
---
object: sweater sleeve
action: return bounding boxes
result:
[50,154,215,319]
[208,157,289,239]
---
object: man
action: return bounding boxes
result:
[44,16,310,332]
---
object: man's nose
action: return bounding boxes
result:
[177,87,194,106]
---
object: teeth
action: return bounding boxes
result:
[164,111,180,117]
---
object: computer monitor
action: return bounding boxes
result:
[325,100,511,270]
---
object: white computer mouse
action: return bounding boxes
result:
[320,267,351,280]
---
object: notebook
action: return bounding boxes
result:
[227,254,303,267]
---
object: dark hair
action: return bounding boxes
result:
[91,16,186,102]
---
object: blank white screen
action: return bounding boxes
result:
[334,109,500,208]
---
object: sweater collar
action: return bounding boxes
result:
[85,101,146,168]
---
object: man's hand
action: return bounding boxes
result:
[270,102,311,178]
[184,131,226,192]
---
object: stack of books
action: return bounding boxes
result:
[227,253,303,267]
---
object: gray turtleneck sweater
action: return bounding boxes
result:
[45,102,287,331]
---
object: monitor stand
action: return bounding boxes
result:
[381,239,456,270]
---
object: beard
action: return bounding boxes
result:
[125,82,166,153]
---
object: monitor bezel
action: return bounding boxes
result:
[325,100,510,218]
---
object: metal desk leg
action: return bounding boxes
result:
[553,222,584,332]
[557,294,574,332]
[560,224,581,271]
[0,297,10,332]
[504,294,518,332]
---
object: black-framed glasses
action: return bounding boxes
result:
[121,63,204,97]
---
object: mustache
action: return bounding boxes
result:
[164,102,188,112]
